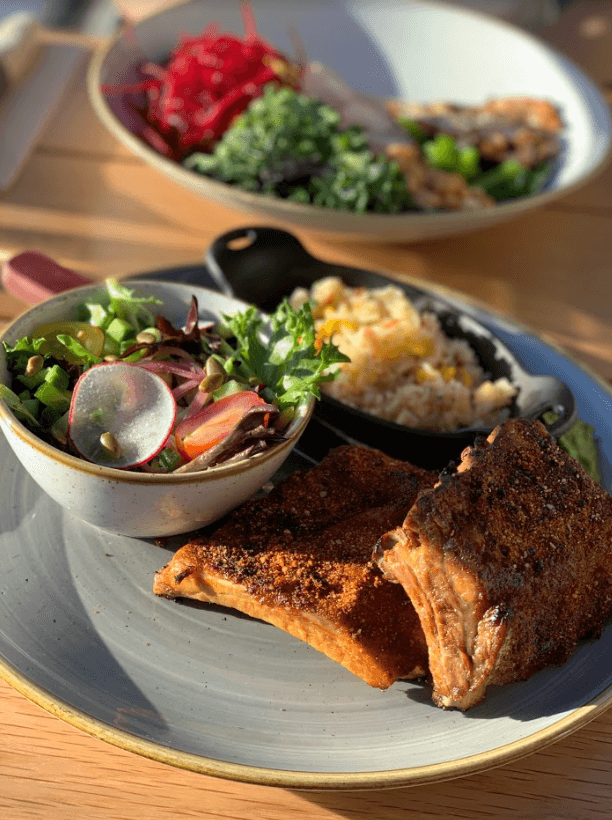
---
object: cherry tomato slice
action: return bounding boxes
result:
[32,321,105,362]
[175,391,267,461]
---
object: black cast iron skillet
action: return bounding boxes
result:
[206,226,576,470]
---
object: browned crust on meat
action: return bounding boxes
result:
[377,419,612,709]
[154,445,436,689]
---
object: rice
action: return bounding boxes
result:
[290,277,516,431]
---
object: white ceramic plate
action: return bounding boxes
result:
[87,0,612,243]
[1,265,612,790]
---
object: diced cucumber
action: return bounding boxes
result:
[77,302,110,328]
[51,412,70,445]
[105,317,136,344]
[20,398,41,419]
[44,364,70,391]
[101,335,120,357]
[34,381,72,412]
[151,447,183,472]
[17,367,49,391]
[40,405,64,428]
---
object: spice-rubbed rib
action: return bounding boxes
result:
[376,418,612,710]
[154,445,436,688]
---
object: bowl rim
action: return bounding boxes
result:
[86,0,612,227]
[0,278,314,484]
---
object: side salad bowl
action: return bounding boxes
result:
[87,0,611,243]
[0,280,314,538]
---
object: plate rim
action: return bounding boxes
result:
[0,645,610,791]
[2,264,612,790]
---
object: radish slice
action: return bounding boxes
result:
[68,362,177,469]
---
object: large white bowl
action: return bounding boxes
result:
[87,0,611,243]
[0,280,313,538]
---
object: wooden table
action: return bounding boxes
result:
[1,3,612,817]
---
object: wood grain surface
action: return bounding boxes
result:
[1,2,612,817]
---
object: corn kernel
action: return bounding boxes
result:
[405,337,435,358]
[458,368,473,387]
[415,366,437,384]
[317,318,359,339]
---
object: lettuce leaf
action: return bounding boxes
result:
[543,412,601,484]
[221,299,349,411]
[55,334,103,368]
[3,336,49,373]
[104,278,163,332]
[0,384,40,426]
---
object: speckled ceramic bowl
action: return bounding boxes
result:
[87,0,611,243]
[0,280,313,537]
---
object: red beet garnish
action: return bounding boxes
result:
[103,3,295,158]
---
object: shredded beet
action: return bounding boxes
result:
[103,4,295,158]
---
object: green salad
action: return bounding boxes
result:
[543,412,601,484]
[186,85,415,214]
[0,280,348,472]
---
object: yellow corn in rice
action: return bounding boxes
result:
[290,277,516,431]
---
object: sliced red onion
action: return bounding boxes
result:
[157,345,199,362]
[134,360,204,378]
[172,379,202,400]
[183,389,211,419]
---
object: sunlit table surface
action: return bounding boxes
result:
[1,3,612,818]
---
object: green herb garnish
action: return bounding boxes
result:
[543,412,601,484]
[185,84,415,214]
[219,299,350,411]
[93,278,162,333]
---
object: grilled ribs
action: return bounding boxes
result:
[377,418,612,709]
[155,445,436,689]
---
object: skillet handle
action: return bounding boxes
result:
[1,251,90,304]
[206,226,313,305]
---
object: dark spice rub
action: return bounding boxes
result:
[154,445,436,688]
[377,418,612,709]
